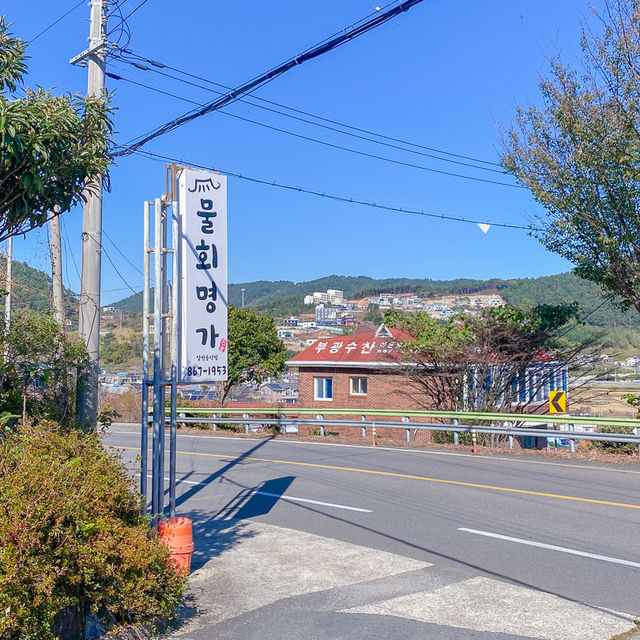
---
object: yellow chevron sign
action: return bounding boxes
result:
[549,390,566,414]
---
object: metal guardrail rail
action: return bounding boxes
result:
[169,406,640,428]
[162,407,640,453]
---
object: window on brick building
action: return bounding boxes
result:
[350,376,367,396]
[314,377,333,400]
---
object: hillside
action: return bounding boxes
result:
[109,271,640,330]
[0,260,78,316]
[499,273,638,328]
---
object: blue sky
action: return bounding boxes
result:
[4,0,605,303]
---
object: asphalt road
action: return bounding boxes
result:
[105,426,640,636]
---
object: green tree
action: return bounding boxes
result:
[0,310,87,425]
[0,18,112,241]
[384,304,587,415]
[219,306,287,405]
[502,0,640,313]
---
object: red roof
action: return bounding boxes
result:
[288,325,412,366]
[287,324,556,368]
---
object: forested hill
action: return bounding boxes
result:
[110,271,640,328]
[0,260,77,316]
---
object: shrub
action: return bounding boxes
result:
[432,430,472,445]
[0,310,88,426]
[589,425,638,455]
[0,423,185,640]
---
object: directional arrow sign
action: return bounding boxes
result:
[549,390,566,414]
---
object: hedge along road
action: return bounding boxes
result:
[106,425,640,616]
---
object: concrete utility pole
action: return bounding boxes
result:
[75,0,108,427]
[50,207,65,326]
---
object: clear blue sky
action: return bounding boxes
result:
[4,0,605,303]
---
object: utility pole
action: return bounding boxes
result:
[50,207,65,326]
[73,0,108,427]
[241,288,245,308]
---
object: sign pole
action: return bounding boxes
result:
[140,201,152,512]
[169,174,180,518]
[151,198,164,524]
[143,165,228,524]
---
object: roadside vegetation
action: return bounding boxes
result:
[0,423,185,640]
[0,21,186,640]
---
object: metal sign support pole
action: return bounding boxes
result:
[143,166,184,524]
[151,198,165,524]
[140,201,152,511]
[169,195,180,517]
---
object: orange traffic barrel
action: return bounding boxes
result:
[158,517,194,576]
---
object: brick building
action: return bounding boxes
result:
[287,324,567,445]
[287,324,435,443]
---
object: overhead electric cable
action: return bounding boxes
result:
[114,0,428,156]
[125,146,531,231]
[103,229,144,275]
[120,0,153,22]
[107,71,520,188]
[113,50,502,171]
[29,0,85,44]
[101,243,138,295]
[61,221,81,282]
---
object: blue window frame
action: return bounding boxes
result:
[314,377,333,400]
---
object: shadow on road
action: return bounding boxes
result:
[174,435,274,509]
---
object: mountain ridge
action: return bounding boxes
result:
[108,272,639,328]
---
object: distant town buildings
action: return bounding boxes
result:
[304,289,345,305]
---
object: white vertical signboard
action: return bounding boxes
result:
[178,168,228,383]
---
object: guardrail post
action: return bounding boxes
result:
[569,423,576,453]
[402,416,410,443]
[453,418,459,445]
[471,427,477,455]
[317,414,324,437]
[212,413,217,431]
[361,415,366,439]
[243,413,249,434]
[636,428,640,456]
[372,422,377,447]
[280,414,286,434]
[506,422,513,450]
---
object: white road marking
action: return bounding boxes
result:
[144,474,372,512]
[250,490,372,513]
[459,527,640,568]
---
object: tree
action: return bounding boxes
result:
[219,306,287,405]
[0,18,112,241]
[502,0,640,314]
[383,305,590,416]
[0,309,88,425]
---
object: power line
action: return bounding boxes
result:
[103,229,144,275]
[121,0,153,22]
[126,147,531,231]
[101,242,138,295]
[113,51,503,171]
[107,71,521,189]
[29,0,86,44]
[61,219,81,282]
[114,0,428,156]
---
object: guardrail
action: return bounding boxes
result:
[169,406,640,428]
[166,407,640,454]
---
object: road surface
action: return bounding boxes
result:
[105,426,640,639]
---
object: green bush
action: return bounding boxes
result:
[0,310,88,426]
[589,425,638,455]
[0,423,185,640]
[432,430,472,445]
